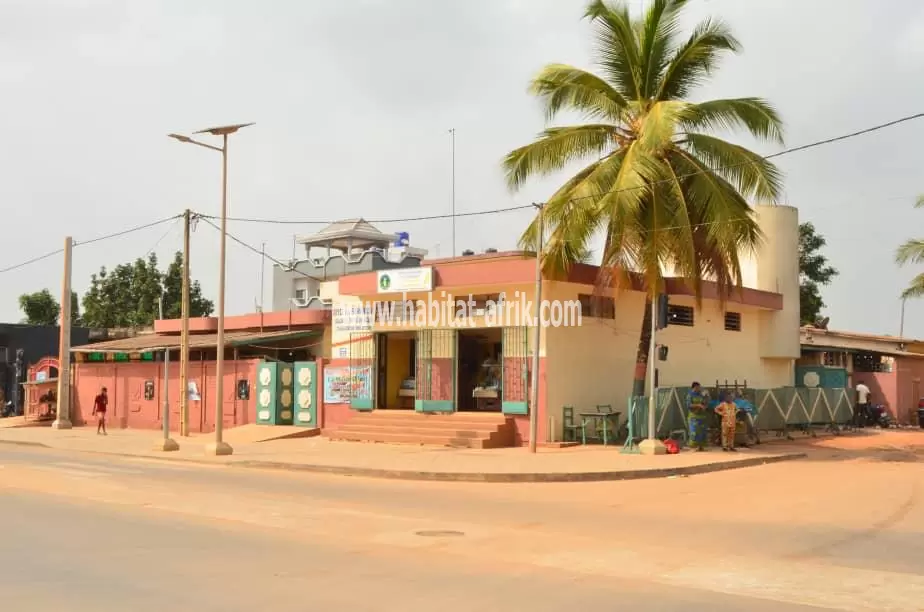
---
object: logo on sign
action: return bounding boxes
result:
[379,274,392,291]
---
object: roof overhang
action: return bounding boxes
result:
[71,329,319,354]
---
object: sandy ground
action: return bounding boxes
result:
[0,434,922,611]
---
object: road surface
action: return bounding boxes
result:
[0,444,921,611]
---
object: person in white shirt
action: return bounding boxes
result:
[855,381,871,427]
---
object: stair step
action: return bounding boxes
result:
[328,430,493,448]
[334,426,494,439]
[340,419,504,432]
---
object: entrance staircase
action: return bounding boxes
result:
[326,411,517,449]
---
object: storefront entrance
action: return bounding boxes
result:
[376,331,417,409]
[457,328,503,412]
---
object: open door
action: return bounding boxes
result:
[501,326,529,415]
[349,332,375,411]
[415,329,456,413]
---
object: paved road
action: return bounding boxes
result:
[0,445,922,611]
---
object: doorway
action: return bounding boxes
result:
[457,328,503,412]
[378,332,417,409]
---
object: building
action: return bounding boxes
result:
[62,205,801,445]
[0,323,95,412]
[798,326,924,424]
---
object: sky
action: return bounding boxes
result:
[2,0,924,337]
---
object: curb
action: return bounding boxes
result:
[0,438,806,482]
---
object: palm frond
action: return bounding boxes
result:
[585,0,642,100]
[895,239,924,266]
[502,124,618,191]
[656,17,740,101]
[636,100,687,152]
[681,132,783,201]
[637,0,686,99]
[529,63,629,122]
[915,194,924,209]
[681,97,784,144]
[901,273,924,299]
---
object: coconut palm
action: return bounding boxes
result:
[503,0,784,395]
[895,196,924,298]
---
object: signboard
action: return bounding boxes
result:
[376,267,433,294]
[323,365,372,404]
[332,303,373,333]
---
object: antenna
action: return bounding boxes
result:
[449,128,456,258]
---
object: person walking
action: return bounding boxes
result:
[715,392,739,452]
[855,380,871,427]
[92,387,108,436]
[687,382,708,451]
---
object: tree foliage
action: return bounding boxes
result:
[503,0,784,392]
[895,196,924,300]
[798,222,838,324]
[81,252,213,329]
[18,289,60,326]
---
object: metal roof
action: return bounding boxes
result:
[71,329,318,353]
[296,218,395,249]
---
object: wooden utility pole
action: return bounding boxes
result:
[179,209,191,436]
[53,236,73,430]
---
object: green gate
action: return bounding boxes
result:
[501,326,529,415]
[415,329,456,413]
[349,332,375,411]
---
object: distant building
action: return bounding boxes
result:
[0,323,97,412]
[271,218,427,312]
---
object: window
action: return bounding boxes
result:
[724,312,742,332]
[822,351,847,368]
[577,294,615,319]
[294,288,308,303]
[854,351,894,373]
[667,304,694,327]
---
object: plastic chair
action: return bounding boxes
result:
[562,406,585,443]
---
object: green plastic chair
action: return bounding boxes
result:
[562,406,585,443]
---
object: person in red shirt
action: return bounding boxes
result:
[92,387,108,435]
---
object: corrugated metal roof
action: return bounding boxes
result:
[71,329,318,353]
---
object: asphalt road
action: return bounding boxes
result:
[0,444,922,611]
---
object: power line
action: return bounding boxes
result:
[196,204,534,226]
[0,214,184,276]
[144,217,182,258]
[197,216,318,281]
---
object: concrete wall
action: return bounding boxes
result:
[72,359,259,432]
[657,297,792,389]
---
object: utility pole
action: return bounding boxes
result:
[180,209,191,437]
[528,203,544,453]
[639,293,667,455]
[449,128,456,257]
[900,297,907,338]
[155,295,179,451]
[52,236,73,430]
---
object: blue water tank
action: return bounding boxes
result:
[394,232,409,246]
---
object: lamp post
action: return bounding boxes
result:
[155,293,178,451]
[169,123,253,456]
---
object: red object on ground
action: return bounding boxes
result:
[664,439,680,454]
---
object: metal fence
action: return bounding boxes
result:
[623,386,856,451]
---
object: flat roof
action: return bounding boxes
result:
[72,329,318,353]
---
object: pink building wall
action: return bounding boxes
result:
[73,360,259,432]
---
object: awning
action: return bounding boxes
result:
[71,329,319,353]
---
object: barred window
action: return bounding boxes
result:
[724,312,742,331]
[667,304,694,327]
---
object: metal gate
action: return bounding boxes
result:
[501,326,529,415]
[349,332,375,410]
[415,329,456,412]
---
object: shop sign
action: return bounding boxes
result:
[376,267,433,294]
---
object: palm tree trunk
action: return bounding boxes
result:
[632,298,652,397]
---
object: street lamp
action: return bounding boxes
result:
[168,122,253,456]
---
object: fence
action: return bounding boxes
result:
[623,386,855,450]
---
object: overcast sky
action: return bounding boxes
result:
[2,0,924,337]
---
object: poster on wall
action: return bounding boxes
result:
[324,366,372,404]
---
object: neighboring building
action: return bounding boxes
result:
[0,323,96,412]
[798,326,924,423]
[271,219,427,312]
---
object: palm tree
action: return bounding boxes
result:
[503,0,784,396]
[895,196,924,298]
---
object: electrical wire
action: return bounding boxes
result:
[194,110,924,228]
[195,204,534,226]
[0,213,184,275]
[197,216,318,280]
[144,217,181,258]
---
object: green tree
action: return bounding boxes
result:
[18,289,60,326]
[895,195,924,299]
[81,251,214,329]
[798,222,837,324]
[503,0,784,395]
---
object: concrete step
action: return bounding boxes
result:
[328,430,498,448]
[334,425,495,440]
[353,412,509,424]
[340,419,504,433]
